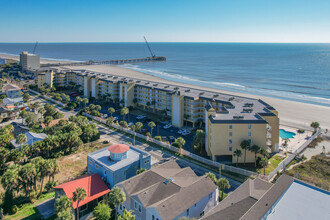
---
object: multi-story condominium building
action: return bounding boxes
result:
[37,69,54,88]
[38,67,280,163]
[116,160,218,220]
[20,51,40,71]
[87,144,151,188]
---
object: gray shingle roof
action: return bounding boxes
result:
[116,160,217,220]
[202,177,272,220]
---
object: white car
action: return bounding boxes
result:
[182,131,191,136]
[136,114,146,119]
[178,129,184,134]
[163,124,172,129]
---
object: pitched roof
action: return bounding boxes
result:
[40,118,67,128]
[108,144,130,153]
[117,160,217,220]
[2,83,21,91]
[54,174,110,209]
[201,177,272,220]
[241,175,294,220]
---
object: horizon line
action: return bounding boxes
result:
[1,41,330,44]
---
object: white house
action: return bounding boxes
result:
[11,131,48,149]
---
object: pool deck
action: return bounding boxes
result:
[279,125,312,154]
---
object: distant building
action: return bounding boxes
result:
[0,107,16,121]
[201,175,330,220]
[54,173,110,219]
[0,58,6,65]
[87,144,151,188]
[2,83,22,99]
[11,131,48,149]
[20,51,40,71]
[116,160,218,220]
[37,70,54,88]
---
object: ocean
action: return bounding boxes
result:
[0,42,329,106]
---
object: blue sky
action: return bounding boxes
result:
[1,0,330,42]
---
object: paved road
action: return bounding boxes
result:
[36,198,55,219]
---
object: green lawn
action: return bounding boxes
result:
[263,155,285,175]
[6,192,55,220]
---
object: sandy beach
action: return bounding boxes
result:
[2,53,330,130]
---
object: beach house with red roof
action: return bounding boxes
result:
[87,143,151,188]
[54,173,110,218]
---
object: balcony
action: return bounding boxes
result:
[267,131,271,139]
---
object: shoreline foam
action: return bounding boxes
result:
[1,53,330,130]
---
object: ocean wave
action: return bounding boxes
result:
[121,64,330,106]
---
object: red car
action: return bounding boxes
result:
[70,92,79,97]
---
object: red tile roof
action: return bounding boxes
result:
[54,174,110,209]
[108,144,130,153]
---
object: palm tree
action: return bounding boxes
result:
[310,121,320,133]
[260,148,269,159]
[72,187,87,220]
[93,202,111,220]
[106,117,114,127]
[49,159,59,182]
[217,178,230,201]
[75,97,83,108]
[135,122,143,133]
[16,133,27,146]
[233,149,242,167]
[118,209,136,220]
[194,129,205,154]
[44,116,53,127]
[205,172,217,183]
[55,195,74,220]
[240,140,251,166]
[250,145,261,167]
[108,187,126,220]
[39,159,51,195]
[120,107,129,122]
[108,107,115,117]
[176,137,186,148]
[83,98,89,108]
[38,107,45,117]
[148,121,156,138]
[259,158,269,175]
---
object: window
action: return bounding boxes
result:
[139,204,142,213]
[187,208,189,215]
[152,215,155,220]
[200,211,204,217]
[229,132,232,137]
[134,201,137,210]
[120,204,122,210]
[248,124,252,129]
[88,160,92,165]
[104,171,107,175]
[248,131,251,137]
[229,139,232,144]
[80,204,88,211]
[229,124,232,129]
[249,139,252,144]
[194,203,197,207]
[95,164,99,169]
[229,147,232,152]
[209,193,213,199]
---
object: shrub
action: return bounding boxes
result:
[154,136,162,141]
[29,190,38,202]
[45,180,57,192]
[297,129,305,133]
[172,142,181,148]
[193,145,200,152]
[11,205,18,214]
[119,121,128,128]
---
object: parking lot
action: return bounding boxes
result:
[98,105,196,153]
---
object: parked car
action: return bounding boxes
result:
[136,114,146,119]
[163,124,172,129]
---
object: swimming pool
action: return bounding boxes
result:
[279,129,296,139]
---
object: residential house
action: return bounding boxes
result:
[2,83,21,99]
[54,173,110,219]
[11,131,48,149]
[201,175,330,220]
[11,122,30,137]
[115,160,218,220]
[87,143,151,188]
